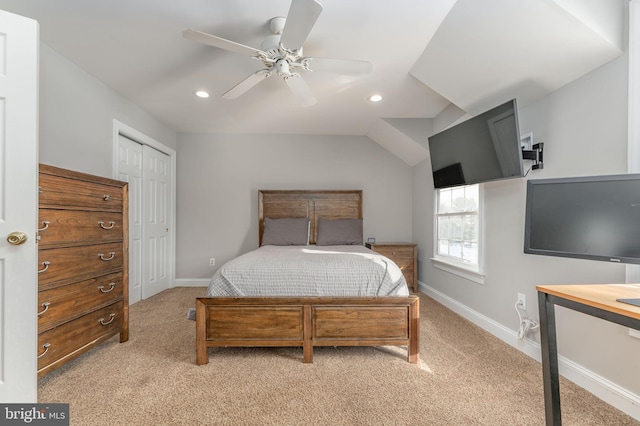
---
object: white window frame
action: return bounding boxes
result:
[431,184,486,284]
[627,0,640,283]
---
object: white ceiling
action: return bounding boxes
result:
[0,0,625,165]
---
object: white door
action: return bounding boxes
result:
[118,135,143,304]
[142,145,171,299]
[116,130,173,302]
[0,10,38,402]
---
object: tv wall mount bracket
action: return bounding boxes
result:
[522,142,544,170]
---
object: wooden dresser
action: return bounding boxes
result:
[37,164,129,377]
[366,242,418,293]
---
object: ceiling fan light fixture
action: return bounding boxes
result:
[275,59,292,77]
[194,90,210,98]
[260,34,281,52]
[369,94,382,102]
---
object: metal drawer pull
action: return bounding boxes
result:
[99,313,116,326]
[98,252,115,261]
[38,343,51,358]
[98,221,115,230]
[103,195,110,201]
[38,302,51,316]
[38,261,51,273]
[98,282,116,293]
[38,221,50,232]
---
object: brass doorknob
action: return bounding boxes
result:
[7,231,28,245]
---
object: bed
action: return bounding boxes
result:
[195,190,419,364]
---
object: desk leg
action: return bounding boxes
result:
[538,291,562,425]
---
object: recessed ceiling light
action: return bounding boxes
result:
[369,94,382,102]
[194,90,210,99]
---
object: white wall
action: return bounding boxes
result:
[176,133,413,279]
[413,51,640,406]
[36,31,639,417]
[38,44,177,177]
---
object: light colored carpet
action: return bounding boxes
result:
[38,288,638,425]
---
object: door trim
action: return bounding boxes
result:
[112,120,176,301]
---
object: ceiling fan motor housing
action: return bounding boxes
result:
[269,16,286,35]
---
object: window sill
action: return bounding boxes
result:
[431,257,485,284]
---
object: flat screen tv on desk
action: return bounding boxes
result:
[428,98,524,189]
[524,173,640,306]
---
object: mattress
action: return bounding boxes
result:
[207,245,409,297]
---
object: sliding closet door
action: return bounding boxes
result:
[118,134,172,301]
[118,135,143,303]
[141,144,172,299]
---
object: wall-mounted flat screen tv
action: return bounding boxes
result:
[428,99,524,189]
[524,174,640,264]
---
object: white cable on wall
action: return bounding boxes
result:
[515,300,539,340]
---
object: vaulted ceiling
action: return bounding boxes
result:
[0,0,625,165]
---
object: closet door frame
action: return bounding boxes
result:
[112,120,176,303]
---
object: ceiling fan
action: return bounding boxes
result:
[183,0,373,106]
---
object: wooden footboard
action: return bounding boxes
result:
[195,296,419,364]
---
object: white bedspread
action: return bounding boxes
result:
[207,245,409,297]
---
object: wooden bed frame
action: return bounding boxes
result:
[196,190,419,364]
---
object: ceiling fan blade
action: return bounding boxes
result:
[280,0,323,50]
[183,29,263,57]
[222,69,272,99]
[305,57,373,75]
[284,75,317,106]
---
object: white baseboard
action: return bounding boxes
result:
[419,281,640,421]
[174,278,210,287]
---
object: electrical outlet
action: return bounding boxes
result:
[209,258,215,266]
[517,293,526,310]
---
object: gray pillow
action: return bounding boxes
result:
[261,217,310,246]
[316,218,363,246]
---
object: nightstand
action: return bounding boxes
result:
[365,242,418,293]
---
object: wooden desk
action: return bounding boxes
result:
[536,284,640,425]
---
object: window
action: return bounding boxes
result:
[627,0,640,282]
[433,184,484,283]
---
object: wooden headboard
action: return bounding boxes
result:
[258,190,363,245]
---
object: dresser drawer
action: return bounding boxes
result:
[38,272,124,331]
[38,301,123,371]
[366,243,417,293]
[374,246,413,265]
[38,242,124,286]
[401,269,415,286]
[398,262,414,277]
[393,260,414,287]
[39,173,123,212]
[38,209,123,247]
